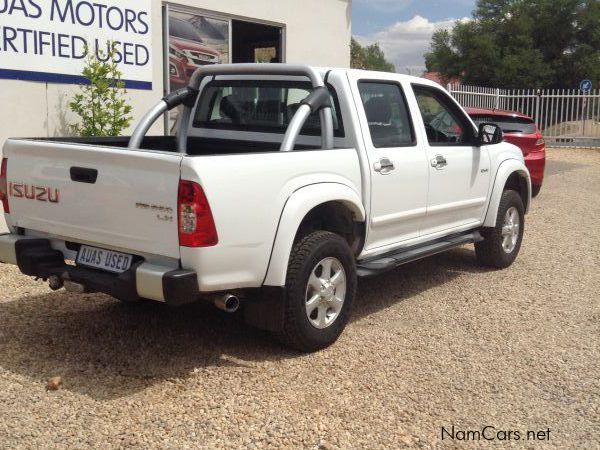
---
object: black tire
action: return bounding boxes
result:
[475,189,525,269]
[278,231,357,352]
[531,184,541,198]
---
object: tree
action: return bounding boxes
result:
[70,43,133,136]
[351,38,395,72]
[425,0,600,88]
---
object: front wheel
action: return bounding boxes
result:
[475,189,525,269]
[279,231,357,352]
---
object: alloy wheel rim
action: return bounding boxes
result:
[501,206,520,253]
[305,257,347,329]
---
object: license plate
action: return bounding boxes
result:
[76,245,133,274]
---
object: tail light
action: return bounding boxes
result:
[531,129,545,151]
[178,180,218,247]
[0,158,8,213]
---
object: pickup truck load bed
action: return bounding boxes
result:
[0,64,531,352]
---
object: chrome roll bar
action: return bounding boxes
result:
[128,64,334,153]
[128,101,168,150]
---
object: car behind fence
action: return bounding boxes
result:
[448,85,600,148]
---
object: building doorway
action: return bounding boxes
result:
[232,20,283,63]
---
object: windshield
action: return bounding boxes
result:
[170,18,204,42]
[193,80,344,137]
[470,115,536,134]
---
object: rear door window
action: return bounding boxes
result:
[470,115,535,134]
[357,81,415,148]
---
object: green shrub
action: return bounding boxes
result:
[70,43,133,136]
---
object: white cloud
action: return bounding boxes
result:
[356,15,469,75]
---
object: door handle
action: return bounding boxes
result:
[430,155,448,170]
[374,157,395,175]
[70,166,98,184]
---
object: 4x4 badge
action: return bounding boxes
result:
[136,202,174,222]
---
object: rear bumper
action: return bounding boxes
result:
[525,149,546,187]
[0,235,199,305]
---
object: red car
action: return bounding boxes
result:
[466,108,546,197]
[169,17,221,89]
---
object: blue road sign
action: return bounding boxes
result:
[580,79,593,92]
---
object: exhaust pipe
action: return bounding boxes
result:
[213,293,240,313]
[48,273,86,294]
[48,275,64,291]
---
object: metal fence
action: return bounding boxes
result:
[448,84,600,148]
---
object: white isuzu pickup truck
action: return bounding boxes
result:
[0,64,530,351]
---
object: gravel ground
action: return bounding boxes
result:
[0,148,599,449]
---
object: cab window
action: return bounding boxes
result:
[412,85,475,146]
[193,80,344,137]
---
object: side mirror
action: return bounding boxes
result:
[477,122,503,146]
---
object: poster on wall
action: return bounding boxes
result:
[0,0,153,89]
[168,11,229,91]
[167,10,229,131]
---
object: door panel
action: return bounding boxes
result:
[350,77,429,250]
[411,84,491,235]
[424,148,489,233]
[368,146,429,248]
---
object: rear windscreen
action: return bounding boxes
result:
[193,80,345,137]
[470,115,535,134]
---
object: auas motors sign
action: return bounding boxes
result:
[0,0,152,89]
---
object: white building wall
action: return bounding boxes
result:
[0,0,351,229]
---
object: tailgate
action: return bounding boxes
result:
[4,139,183,259]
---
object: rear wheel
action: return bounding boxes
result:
[531,184,541,198]
[279,231,356,352]
[475,189,524,268]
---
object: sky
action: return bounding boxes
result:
[352,0,476,74]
